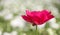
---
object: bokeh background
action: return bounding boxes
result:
[0,0,60,35]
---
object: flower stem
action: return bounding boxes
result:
[36,25,37,35]
[36,25,37,32]
[36,25,40,35]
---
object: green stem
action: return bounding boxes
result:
[36,25,40,35]
[36,25,37,35]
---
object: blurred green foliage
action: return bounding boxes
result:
[0,6,4,11]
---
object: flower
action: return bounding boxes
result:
[21,10,54,26]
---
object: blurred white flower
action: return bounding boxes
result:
[10,16,25,29]
[0,31,2,35]
[31,5,43,11]
[50,23,59,29]
[0,9,10,16]
[48,18,59,29]
[4,13,13,20]
[23,0,33,6]
[4,0,19,7]
[19,4,26,12]
[3,32,11,35]
[11,31,17,35]
[43,0,52,3]
[22,33,26,35]
[38,23,46,29]
[47,28,55,35]
[3,0,21,14]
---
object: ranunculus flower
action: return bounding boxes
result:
[21,10,54,26]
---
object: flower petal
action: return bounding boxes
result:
[22,15,32,22]
[41,10,51,15]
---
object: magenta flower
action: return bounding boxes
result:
[21,10,54,26]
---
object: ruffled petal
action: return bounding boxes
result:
[41,10,51,15]
[22,15,32,22]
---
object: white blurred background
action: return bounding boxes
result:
[0,0,60,35]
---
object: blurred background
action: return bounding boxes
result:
[0,0,60,35]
